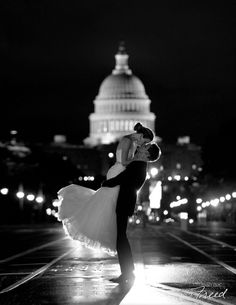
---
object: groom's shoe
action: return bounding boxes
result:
[109,273,135,284]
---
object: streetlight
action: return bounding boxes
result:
[0,188,9,195]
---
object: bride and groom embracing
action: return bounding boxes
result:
[57,122,161,284]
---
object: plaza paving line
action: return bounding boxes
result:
[167,233,236,275]
[0,237,68,264]
[0,247,76,294]
[181,230,236,251]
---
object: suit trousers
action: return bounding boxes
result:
[116,213,135,277]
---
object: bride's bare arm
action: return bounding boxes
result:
[119,137,133,166]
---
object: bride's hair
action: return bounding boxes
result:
[147,143,161,162]
[134,122,154,141]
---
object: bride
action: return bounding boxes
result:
[57,122,154,255]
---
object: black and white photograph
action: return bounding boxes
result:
[0,1,236,304]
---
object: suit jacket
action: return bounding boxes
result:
[102,161,147,216]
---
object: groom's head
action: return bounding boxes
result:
[136,143,161,162]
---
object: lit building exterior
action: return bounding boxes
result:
[84,44,156,146]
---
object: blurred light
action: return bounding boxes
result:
[174,175,181,181]
[202,202,207,208]
[108,152,114,158]
[184,176,189,181]
[26,194,35,201]
[197,206,202,212]
[148,215,154,221]
[192,164,197,170]
[220,196,225,203]
[168,176,172,181]
[170,198,188,208]
[232,192,236,198]
[52,200,60,207]
[156,216,160,221]
[226,194,231,200]
[137,205,143,211]
[163,210,168,215]
[136,219,141,224]
[210,199,219,207]
[176,163,181,169]
[206,201,210,207]
[146,173,151,179]
[0,188,9,195]
[46,208,52,215]
[198,167,203,171]
[78,176,83,181]
[189,219,194,224]
[90,176,95,181]
[196,198,202,204]
[84,176,88,181]
[160,165,164,171]
[36,196,44,203]
[149,181,162,209]
[165,218,174,223]
[16,191,25,199]
[10,130,17,135]
[150,167,158,177]
[176,195,181,200]
[129,218,133,223]
[180,212,188,220]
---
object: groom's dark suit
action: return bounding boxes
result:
[102,161,147,278]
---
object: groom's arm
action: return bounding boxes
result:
[102,163,136,188]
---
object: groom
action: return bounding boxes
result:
[102,143,161,284]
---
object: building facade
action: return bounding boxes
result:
[84,44,156,146]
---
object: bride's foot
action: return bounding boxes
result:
[109,273,135,284]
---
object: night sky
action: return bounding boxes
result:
[1,1,236,156]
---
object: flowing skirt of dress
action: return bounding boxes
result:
[57,163,125,256]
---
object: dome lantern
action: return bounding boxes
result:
[112,42,132,75]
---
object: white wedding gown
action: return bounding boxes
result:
[57,149,126,256]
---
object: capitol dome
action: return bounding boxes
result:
[84,44,156,146]
[97,74,148,100]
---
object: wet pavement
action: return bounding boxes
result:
[0,222,235,304]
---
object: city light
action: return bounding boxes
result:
[26,194,35,201]
[168,176,172,181]
[176,195,181,200]
[16,191,25,199]
[108,152,114,158]
[184,176,189,181]
[150,167,158,177]
[189,219,194,224]
[136,219,141,224]
[232,192,236,198]
[36,196,44,203]
[225,194,231,200]
[0,188,9,195]
[210,199,219,207]
[174,175,181,181]
[196,198,202,204]
[170,198,188,208]
[46,208,52,215]
[179,212,188,220]
[163,210,168,215]
[137,205,143,211]
[197,206,202,212]
[220,196,225,202]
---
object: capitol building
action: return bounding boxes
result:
[84,44,156,146]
